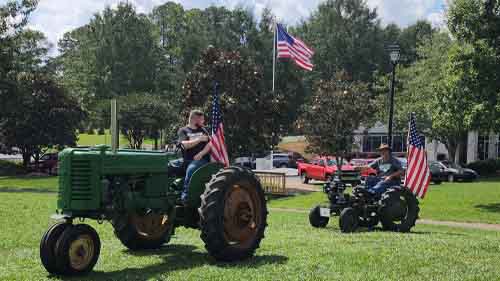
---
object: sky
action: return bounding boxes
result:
[2,0,448,54]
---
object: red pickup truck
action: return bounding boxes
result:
[298,156,359,184]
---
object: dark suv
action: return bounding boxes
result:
[29,153,58,175]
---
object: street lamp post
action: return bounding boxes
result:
[387,44,400,148]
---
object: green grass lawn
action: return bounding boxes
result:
[0,176,58,192]
[270,179,500,224]
[77,132,154,148]
[1,191,500,281]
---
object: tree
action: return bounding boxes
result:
[447,0,500,132]
[301,72,375,169]
[374,31,495,163]
[0,0,39,117]
[183,47,278,156]
[58,3,158,103]
[299,0,387,83]
[118,94,172,149]
[0,74,85,167]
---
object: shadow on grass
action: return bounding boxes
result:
[475,203,500,213]
[57,244,288,281]
[0,187,56,193]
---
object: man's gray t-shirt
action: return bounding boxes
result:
[369,157,403,180]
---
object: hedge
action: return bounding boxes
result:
[466,159,500,176]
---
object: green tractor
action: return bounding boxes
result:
[39,145,268,276]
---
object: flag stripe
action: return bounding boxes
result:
[209,86,229,167]
[276,23,314,71]
[405,114,430,198]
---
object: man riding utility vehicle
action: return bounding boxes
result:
[360,144,404,197]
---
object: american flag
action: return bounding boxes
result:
[209,84,229,167]
[276,23,314,71]
[404,113,430,198]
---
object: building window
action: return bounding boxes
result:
[497,135,500,158]
[478,135,489,160]
[363,134,408,153]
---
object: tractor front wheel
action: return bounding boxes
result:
[309,206,329,228]
[199,167,268,262]
[113,211,174,250]
[54,224,100,275]
[40,222,72,275]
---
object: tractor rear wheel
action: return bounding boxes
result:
[379,188,419,232]
[40,222,72,275]
[54,224,100,276]
[199,167,268,262]
[113,211,174,250]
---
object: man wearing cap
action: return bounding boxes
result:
[363,144,404,196]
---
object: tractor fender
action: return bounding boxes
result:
[186,162,224,207]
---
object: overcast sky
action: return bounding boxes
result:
[2,0,448,54]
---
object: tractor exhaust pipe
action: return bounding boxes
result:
[110,99,118,153]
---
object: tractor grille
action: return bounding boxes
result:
[70,159,92,201]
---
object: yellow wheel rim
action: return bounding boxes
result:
[68,234,95,271]
[130,213,170,240]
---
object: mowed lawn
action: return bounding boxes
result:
[77,132,154,147]
[1,191,500,281]
[270,178,500,224]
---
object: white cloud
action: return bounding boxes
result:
[1,0,446,55]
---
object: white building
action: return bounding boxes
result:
[353,122,499,163]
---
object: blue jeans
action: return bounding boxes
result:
[182,159,208,200]
[366,176,400,195]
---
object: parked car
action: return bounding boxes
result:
[29,153,58,175]
[263,152,304,168]
[429,160,478,182]
[233,156,255,169]
[298,156,359,184]
[350,158,377,179]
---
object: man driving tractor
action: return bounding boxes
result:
[361,144,404,196]
[178,109,212,201]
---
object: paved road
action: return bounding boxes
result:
[0,154,22,161]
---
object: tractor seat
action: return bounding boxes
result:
[167,158,186,178]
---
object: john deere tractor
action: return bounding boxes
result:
[39,145,268,276]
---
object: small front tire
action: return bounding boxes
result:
[40,222,72,275]
[55,224,101,276]
[339,208,358,233]
[309,206,329,228]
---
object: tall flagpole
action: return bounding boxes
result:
[272,20,276,93]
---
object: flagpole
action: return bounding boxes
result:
[272,20,276,93]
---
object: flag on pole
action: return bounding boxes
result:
[276,23,314,71]
[404,113,430,198]
[209,83,229,167]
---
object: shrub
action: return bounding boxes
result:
[97,128,105,135]
[0,160,25,176]
[86,127,95,135]
[466,159,500,176]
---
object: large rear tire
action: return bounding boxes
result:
[40,222,72,275]
[379,188,419,232]
[309,206,329,228]
[113,211,174,250]
[199,167,268,262]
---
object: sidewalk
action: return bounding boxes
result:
[270,207,500,231]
